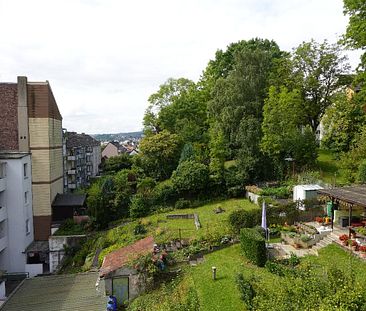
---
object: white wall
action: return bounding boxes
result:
[2,155,34,273]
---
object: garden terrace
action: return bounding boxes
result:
[318,186,366,231]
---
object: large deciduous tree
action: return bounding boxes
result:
[261,86,317,171]
[138,130,181,181]
[292,40,350,133]
[208,39,283,181]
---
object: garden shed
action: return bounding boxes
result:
[318,186,366,230]
[293,184,323,210]
[98,236,154,306]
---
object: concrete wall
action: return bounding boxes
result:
[48,235,86,272]
[246,191,260,205]
[25,263,43,277]
[0,155,34,273]
[104,267,145,301]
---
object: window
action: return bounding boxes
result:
[23,163,28,178]
[24,191,28,204]
[26,219,30,235]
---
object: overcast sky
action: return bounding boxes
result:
[0,0,361,134]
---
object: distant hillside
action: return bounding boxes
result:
[92,131,143,142]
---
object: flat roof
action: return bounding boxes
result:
[52,194,86,207]
[318,186,366,208]
[0,272,105,311]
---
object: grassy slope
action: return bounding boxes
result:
[317,149,347,185]
[73,198,258,270]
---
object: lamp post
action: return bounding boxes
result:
[284,157,295,177]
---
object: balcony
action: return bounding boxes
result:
[67,169,76,175]
[67,155,76,161]
[0,206,7,223]
[0,236,7,252]
[0,163,6,192]
[68,183,76,189]
[0,179,5,192]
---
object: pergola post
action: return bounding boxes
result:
[331,198,334,231]
[349,203,353,238]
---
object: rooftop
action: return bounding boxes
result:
[52,193,86,207]
[318,186,366,208]
[66,132,100,148]
[100,236,154,277]
[0,272,105,311]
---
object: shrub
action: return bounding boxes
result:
[175,199,191,209]
[300,234,311,242]
[171,160,209,194]
[265,261,286,277]
[228,209,260,233]
[358,160,366,183]
[236,273,255,310]
[133,223,147,235]
[240,228,267,267]
[129,194,151,218]
[259,186,291,198]
[152,179,177,206]
[227,186,245,198]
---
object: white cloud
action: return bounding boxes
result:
[0,0,362,133]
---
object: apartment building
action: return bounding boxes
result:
[0,76,63,241]
[64,131,101,191]
[0,155,34,273]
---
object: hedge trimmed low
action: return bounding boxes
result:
[240,228,267,267]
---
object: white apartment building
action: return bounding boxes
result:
[0,153,34,273]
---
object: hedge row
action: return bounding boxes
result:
[240,228,266,267]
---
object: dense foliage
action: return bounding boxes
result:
[240,228,267,267]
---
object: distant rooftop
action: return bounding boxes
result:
[66,132,100,148]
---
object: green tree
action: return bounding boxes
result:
[322,90,366,154]
[144,78,208,144]
[102,153,132,175]
[261,86,317,171]
[87,177,115,229]
[207,39,284,182]
[343,0,366,69]
[138,130,181,180]
[171,160,209,195]
[113,169,136,218]
[292,40,350,133]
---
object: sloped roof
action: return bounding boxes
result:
[100,236,154,277]
[0,272,105,311]
[318,186,366,208]
[66,132,100,148]
[52,193,86,207]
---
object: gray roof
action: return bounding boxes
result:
[66,132,100,148]
[318,186,366,208]
[52,194,86,207]
[1,272,106,311]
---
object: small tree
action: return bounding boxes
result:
[171,160,209,195]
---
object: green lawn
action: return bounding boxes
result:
[317,149,347,185]
[145,198,258,242]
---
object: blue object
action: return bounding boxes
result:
[106,295,117,311]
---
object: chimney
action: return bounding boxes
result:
[17,76,30,152]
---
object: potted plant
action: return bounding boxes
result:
[339,234,349,246]
[359,245,366,258]
[315,216,323,224]
[349,239,359,251]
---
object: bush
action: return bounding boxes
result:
[134,223,147,235]
[175,199,191,209]
[358,160,366,183]
[236,273,255,310]
[240,228,267,267]
[152,179,177,206]
[130,194,151,219]
[228,209,260,233]
[259,186,291,199]
[172,160,209,194]
[227,186,245,198]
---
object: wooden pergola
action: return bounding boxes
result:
[318,186,366,232]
